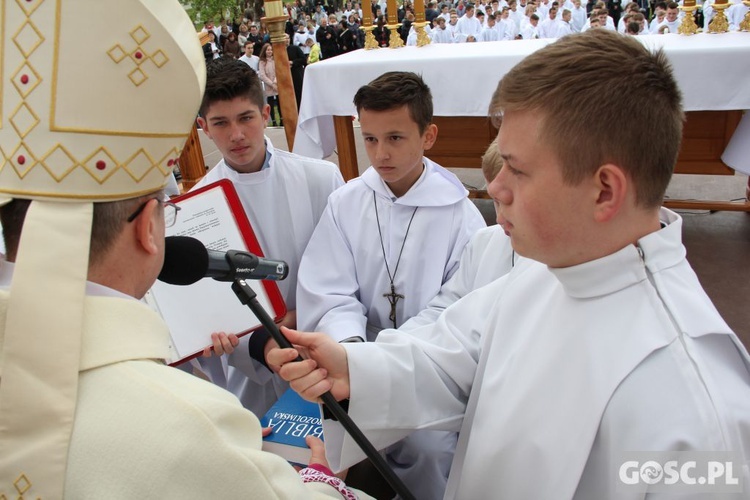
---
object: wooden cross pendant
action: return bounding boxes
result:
[383,283,404,328]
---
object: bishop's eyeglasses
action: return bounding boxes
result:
[126,197,181,228]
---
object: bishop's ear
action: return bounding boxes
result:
[592,163,628,223]
[134,198,161,256]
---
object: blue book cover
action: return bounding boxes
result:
[260,388,324,466]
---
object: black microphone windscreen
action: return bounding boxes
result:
[158,236,210,285]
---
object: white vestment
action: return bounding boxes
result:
[521,23,540,38]
[297,158,485,342]
[239,54,260,73]
[657,18,681,33]
[192,137,344,416]
[500,17,519,38]
[431,26,454,43]
[297,158,484,499]
[0,264,369,499]
[729,2,750,29]
[456,14,483,35]
[570,6,587,31]
[325,209,750,499]
[509,8,525,29]
[478,25,501,40]
[538,17,558,37]
[554,19,573,37]
[399,226,515,333]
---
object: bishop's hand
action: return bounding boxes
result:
[268,327,351,403]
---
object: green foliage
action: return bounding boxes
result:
[181,0,246,26]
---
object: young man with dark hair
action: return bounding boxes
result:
[657,0,681,33]
[270,30,750,499]
[194,58,343,417]
[296,71,485,499]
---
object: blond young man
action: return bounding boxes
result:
[269,30,750,500]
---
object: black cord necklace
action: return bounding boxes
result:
[373,191,418,328]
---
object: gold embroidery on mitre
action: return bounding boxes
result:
[11,17,44,58]
[10,61,42,98]
[40,143,78,182]
[8,142,38,179]
[14,0,44,17]
[1,0,201,200]
[157,148,182,176]
[81,147,120,185]
[9,102,40,139]
[122,148,157,182]
[0,0,5,130]
[0,473,39,500]
[107,25,171,87]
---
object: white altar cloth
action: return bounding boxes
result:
[293,33,750,160]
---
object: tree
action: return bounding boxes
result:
[181,0,256,27]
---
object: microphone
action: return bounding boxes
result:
[158,236,289,286]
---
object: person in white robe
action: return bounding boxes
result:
[193,59,344,418]
[570,0,588,30]
[657,1,681,32]
[269,30,750,500]
[728,0,750,29]
[297,72,485,500]
[519,3,537,30]
[508,0,526,29]
[521,13,541,37]
[239,41,261,73]
[650,6,667,32]
[498,8,520,38]
[478,14,503,40]
[447,10,461,37]
[537,0,552,18]
[556,9,575,35]
[431,17,455,42]
[538,6,559,37]
[455,5,483,37]
[399,143,516,334]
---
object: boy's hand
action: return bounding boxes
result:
[307,435,348,480]
[202,332,239,357]
[268,327,351,403]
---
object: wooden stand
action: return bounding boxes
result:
[332,111,749,211]
[178,123,205,192]
[263,15,298,151]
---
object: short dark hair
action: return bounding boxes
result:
[0,193,158,265]
[666,1,678,8]
[353,71,433,134]
[199,58,265,117]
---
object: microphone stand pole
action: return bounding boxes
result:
[230,279,416,500]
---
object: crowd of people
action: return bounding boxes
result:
[202,0,748,59]
[198,0,747,130]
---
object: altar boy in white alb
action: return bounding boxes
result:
[272,31,750,500]
[296,72,485,499]
[193,59,343,417]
